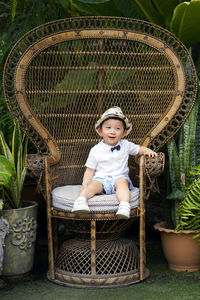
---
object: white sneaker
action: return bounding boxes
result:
[72,197,90,214]
[116,202,130,219]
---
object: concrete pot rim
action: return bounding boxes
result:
[2,201,38,213]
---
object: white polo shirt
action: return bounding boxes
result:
[85,139,140,178]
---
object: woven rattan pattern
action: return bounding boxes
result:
[55,238,139,275]
[61,218,136,239]
[144,152,165,178]
[3,17,197,189]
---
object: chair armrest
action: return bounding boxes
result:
[26,154,45,193]
[26,154,44,178]
[142,152,165,197]
[144,152,165,178]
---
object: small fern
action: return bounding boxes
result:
[176,165,200,237]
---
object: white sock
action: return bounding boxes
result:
[76,196,87,202]
[119,201,130,208]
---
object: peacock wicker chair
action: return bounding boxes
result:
[3,17,197,288]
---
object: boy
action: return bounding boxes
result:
[72,107,157,219]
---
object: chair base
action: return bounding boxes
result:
[47,238,150,288]
[47,268,150,288]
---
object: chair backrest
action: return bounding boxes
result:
[3,17,197,186]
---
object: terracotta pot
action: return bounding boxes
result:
[154,222,200,272]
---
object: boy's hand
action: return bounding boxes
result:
[139,146,157,157]
[143,149,157,157]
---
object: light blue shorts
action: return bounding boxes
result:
[93,175,134,195]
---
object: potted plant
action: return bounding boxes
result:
[0,122,38,276]
[154,95,200,272]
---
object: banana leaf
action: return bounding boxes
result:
[170,0,200,48]
[112,0,158,21]
[131,0,164,25]
[71,0,122,16]
[77,0,110,3]
[71,0,178,28]
[59,0,70,11]
[151,0,179,28]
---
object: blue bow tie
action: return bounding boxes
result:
[111,145,120,152]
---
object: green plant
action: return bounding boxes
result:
[166,91,199,228]
[0,122,28,209]
[67,0,200,49]
[176,163,200,237]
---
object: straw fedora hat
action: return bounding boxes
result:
[95,106,132,136]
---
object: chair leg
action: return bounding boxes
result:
[53,218,59,260]
[47,214,55,280]
[140,212,146,280]
[139,156,146,281]
[45,157,56,280]
[91,220,96,275]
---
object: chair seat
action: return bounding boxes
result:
[52,185,139,213]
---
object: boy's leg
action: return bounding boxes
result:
[115,177,130,203]
[79,180,103,199]
[115,177,131,219]
[72,180,103,213]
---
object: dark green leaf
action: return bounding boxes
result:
[59,0,70,11]
[71,0,122,16]
[113,0,149,19]
[77,0,110,3]
[0,131,13,163]
[12,122,21,169]
[167,138,183,191]
[11,0,17,22]
[167,189,185,201]
[133,0,164,25]
[152,0,179,28]
[170,1,200,48]
[0,155,16,189]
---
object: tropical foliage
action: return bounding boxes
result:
[166,93,199,228]
[69,0,200,48]
[0,0,70,139]
[1,1,200,65]
[0,122,28,209]
[176,164,200,237]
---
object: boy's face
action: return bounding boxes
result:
[98,118,127,146]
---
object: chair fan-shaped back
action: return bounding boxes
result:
[3,17,197,185]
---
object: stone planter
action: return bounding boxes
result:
[0,216,9,275]
[154,222,200,272]
[1,201,38,276]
